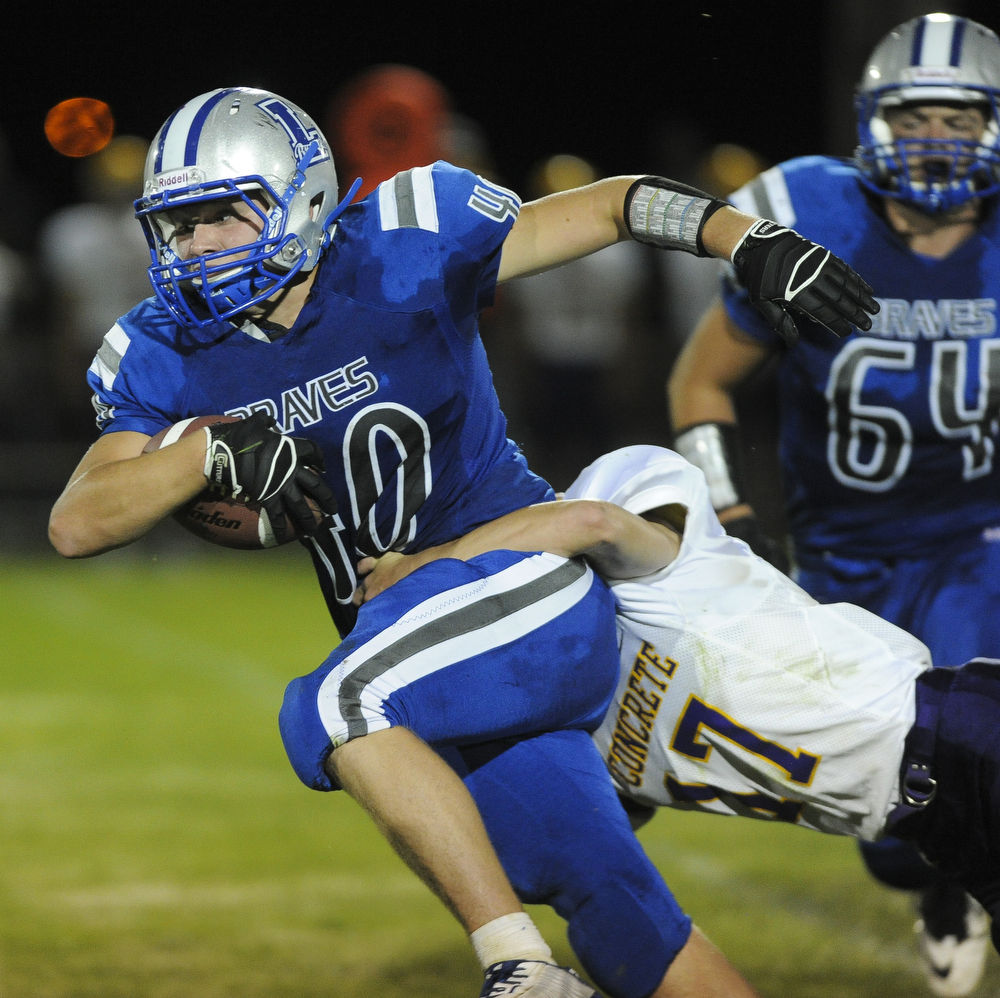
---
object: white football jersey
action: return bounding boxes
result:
[565,446,932,841]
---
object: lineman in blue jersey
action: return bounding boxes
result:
[356,444,1000,993]
[668,14,1000,996]
[49,86,876,998]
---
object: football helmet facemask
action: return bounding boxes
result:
[135,87,360,328]
[855,14,1000,213]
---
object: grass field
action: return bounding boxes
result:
[5,536,999,997]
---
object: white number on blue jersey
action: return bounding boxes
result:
[309,403,433,609]
[826,337,1000,491]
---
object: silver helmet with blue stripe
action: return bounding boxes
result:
[135,88,358,327]
[854,13,1000,212]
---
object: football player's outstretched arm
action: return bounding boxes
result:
[498,174,877,341]
[497,176,761,281]
[354,499,681,604]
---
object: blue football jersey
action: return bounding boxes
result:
[724,155,1000,557]
[88,162,553,631]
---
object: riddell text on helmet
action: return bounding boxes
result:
[156,169,201,190]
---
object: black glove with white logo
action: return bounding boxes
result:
[732,220,879,345]
[203,411,336,543]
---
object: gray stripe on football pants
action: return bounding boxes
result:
[335,555,591,741]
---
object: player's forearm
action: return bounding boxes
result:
[358,500,678,603]
[48,435,208,558]
[500,174,779,286]
[667,303,765,431]
[422,503,584,564]
[355,505,572,602]
[569,502,680,578]
[699,206,758,259]
[666,361,747,523]
[441,500,677,577]
[668,366,739,430]
[498,178,634,281]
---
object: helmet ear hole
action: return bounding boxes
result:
[869,116,893,148]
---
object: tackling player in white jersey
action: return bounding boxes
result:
[357,444,1000,995]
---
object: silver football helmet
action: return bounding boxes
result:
[135,87,360,327]
[855,13,1000,212]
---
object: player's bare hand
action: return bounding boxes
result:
[732,220,879,344]
[353,551,414,605]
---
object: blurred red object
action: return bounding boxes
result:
[326,64,452,200]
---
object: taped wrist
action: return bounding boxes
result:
[672,422,746,511]
[470,912,553,970]
[624,176,727,256]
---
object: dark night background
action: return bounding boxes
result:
[2,0,999,535]
[8,0,998,217]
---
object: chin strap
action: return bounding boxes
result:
[323,176,364,231]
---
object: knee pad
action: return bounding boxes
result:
[457,730,690,997]
[564,872,690,998]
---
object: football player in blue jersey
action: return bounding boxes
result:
[667,12,1000,997]
[48,86,875,998]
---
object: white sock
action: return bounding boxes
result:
[470,912,553,970]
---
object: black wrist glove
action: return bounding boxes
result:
[203,411,337,543]
[724,514,790,574]
[732,220,879,345]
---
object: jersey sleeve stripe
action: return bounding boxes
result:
[90,323,131,392]
[378,166,440,233]
[732,167,797,230]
